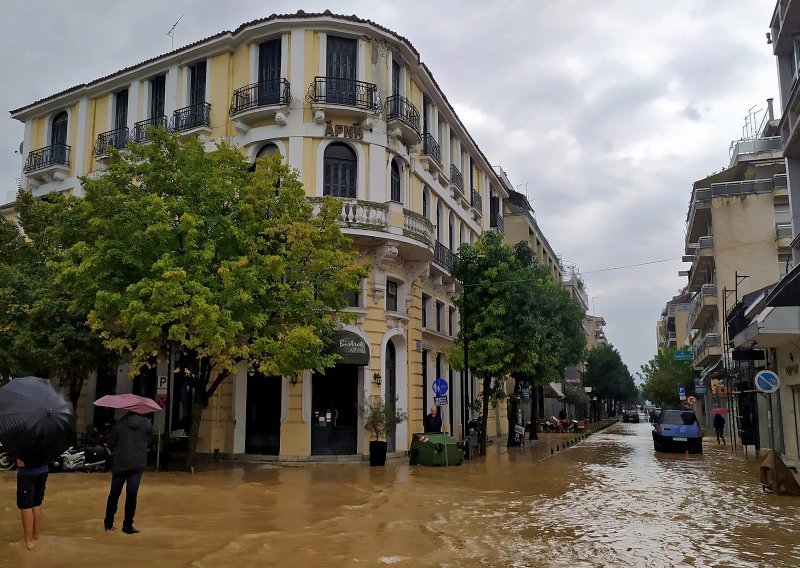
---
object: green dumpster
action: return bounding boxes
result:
[409,432,464,466]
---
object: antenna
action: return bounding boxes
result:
[166,14,184,50]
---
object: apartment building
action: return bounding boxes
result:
[8,11,510,459]
[655,291,691,351]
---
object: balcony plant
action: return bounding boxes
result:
[360,395,407,466]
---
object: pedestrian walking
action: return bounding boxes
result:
[104,411,152,534]
[16,458,49,550]
[713,413,726,445]
[423,406,442,433]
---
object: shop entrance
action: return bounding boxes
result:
[245,373,282,455]
[311,365,358,455]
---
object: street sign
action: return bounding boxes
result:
[157,375,168,395]
[686,395,696,405]
[678,386,686,401]
[155,393,168,409]
[674,350,692,361]
[432,378,448,396]
[434,395,448,406]
[694,377,707,395]
[755,370,780,394]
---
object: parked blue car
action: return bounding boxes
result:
[652,409,703,453]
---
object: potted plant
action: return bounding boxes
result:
[360,396,407,466]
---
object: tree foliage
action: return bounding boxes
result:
[584,344,638,409]
[638,347,694,407]
[450,231,585,453]
[55,129,367,467]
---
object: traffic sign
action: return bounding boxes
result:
[755,370,780,394]
[694,377,707,395]
[686,395,696,405]
[678,386,686,401]
[155,393,168,409]
[434,395,448,406]
[157,375,168,395]
[432,378,448,396]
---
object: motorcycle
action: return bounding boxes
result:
[50,432,110,473]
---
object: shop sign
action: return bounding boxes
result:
[324,121,364,140]
[330,330,370,366]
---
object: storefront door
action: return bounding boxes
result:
[311,365,358,455]
[245,372,282,455]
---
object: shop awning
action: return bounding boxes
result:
[766,263,800,307]
[732,306,800,349]
[328,330,370,366]
[545,382,565,399]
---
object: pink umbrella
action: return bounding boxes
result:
[711,407,729,414]
[94,394,162,414]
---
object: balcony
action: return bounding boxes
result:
[385,95,421,145]
[449,164,464,196]
[93,127,129,158]
[171,102,211,136]
[686,236,713,292]
[686,187,711,243]
[403,208,434,247]
[692,332,722,368]
[132,116,168,143]
[688,284,717,329]
[490,213,505,233]
[471,189,483,215]
[229,79,291,130]
[306,77,380,123]
[23,144,70,185]
[433,240,455,272]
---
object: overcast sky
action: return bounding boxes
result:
[0,1,779,379]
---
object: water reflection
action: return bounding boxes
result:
[1,422,799,567]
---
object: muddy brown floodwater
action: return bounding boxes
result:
[1,420,799,567]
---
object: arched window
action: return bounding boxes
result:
[257,143,280,159]
[323,143,356,198]
[51,112,68,147]
[390,159,401,202]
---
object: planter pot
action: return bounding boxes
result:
[369,440,387,466]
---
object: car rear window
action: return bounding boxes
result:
[662,411,697,425]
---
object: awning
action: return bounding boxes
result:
[328,330,370,366]
[545,382,565,399]
[701,358,724,379]
[732,306,800,349]
[766,263,800,307]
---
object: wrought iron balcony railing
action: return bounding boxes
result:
[132,116,168,143]
[434,240,455,271]
[23,144,70,174]
[307,77,381,111]
[471,189,482,213]
[385,94,420,133]
[171,102,211,132]
[422,133,441,164]
[93,127,129,157]
[229,79,291,116]
[450,164,464,193]
[491,214,505,232]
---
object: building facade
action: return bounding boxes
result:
[656,291,691,352]
[8,11,512,459]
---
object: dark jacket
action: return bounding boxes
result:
[109,412,152,473]
[423,412,442,433]
[713,414,725,429]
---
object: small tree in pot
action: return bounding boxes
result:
[360,395,407,466]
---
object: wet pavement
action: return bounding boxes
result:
[1,419,799,567]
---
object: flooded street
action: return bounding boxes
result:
[2,419,799,567]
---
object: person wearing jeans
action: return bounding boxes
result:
[104,411,152,534]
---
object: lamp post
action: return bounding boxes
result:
[460,253,484,440]
[584,386,593,423]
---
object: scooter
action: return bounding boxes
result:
[51,437,110,473]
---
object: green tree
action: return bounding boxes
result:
[0,191,112,405]
[639,347,694,407]
[450,232,584,454]
[56,130,367,468]
[584,344,637,415]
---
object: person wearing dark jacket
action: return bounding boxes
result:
[423,406,442,433]
[104,411,152,534]
[713,413,726,445]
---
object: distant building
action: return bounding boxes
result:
[656,291,691,351]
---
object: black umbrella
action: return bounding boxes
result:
[0,376,75,465]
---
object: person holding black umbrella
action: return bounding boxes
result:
[104,410,152,534]
[16,457,49,550]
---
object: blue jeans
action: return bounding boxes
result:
[104,470,142,529]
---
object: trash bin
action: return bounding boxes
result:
[468,428,479,450]
[409,433,464,466]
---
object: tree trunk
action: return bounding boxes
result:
[184,388,205,471]
[506,378,520,447]
[479,375,491,456]
[529,384,539,440]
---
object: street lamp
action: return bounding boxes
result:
[584,386,593,422]
[460,253,485,439]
